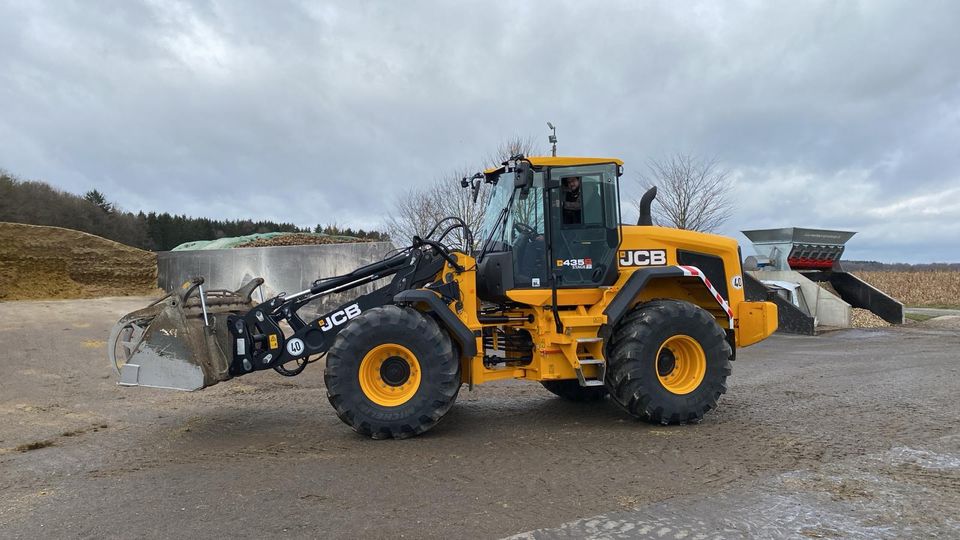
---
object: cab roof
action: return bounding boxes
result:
[483,156,624,175]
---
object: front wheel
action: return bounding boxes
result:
[324,305,461,439]
[605,300,732,424]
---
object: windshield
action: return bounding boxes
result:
[478,176,513,242]
[478,170,546,247]
[477,163,619,249]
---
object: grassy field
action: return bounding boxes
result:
[855,271,960,308]
[904,312,939,322]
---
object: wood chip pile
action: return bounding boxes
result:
[234,233,373,248]
[851,308,890,328]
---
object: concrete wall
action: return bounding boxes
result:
[752,270,851,328]
[157,242,395,315]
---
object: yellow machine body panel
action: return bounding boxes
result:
[439,220,777,387]
[484,156,624,175]
[617,225,747,316]
[735,301,778,347]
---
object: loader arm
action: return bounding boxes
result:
[228,246,447,377]
[110,242,449,391]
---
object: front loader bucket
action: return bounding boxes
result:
[108,277,263,391]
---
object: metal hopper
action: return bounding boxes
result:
[742,227,903,333]
[742,227,855,271]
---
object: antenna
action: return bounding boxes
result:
[546,122,557,157]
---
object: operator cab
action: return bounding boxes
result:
[475,157,623,303]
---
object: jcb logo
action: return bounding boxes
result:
[618,249,668,267]
[319,303,362,332]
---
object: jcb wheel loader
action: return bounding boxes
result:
[109,155,777,439]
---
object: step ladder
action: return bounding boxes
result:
[574,337,605,387]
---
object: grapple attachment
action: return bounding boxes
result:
[108,277,263,391]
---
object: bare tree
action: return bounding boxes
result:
[486,135,541,168]
[383,182,444,247]
[385,137,543,249]
[636,154,734,232]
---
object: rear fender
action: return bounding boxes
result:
[601,265,735,336]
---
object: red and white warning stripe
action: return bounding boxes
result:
[677,265,734,328]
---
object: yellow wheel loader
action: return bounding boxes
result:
[109,155,777,439]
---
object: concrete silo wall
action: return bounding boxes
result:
[157,242,395,314]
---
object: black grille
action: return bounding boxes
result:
[677,250,729,300]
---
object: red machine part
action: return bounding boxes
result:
[786,244,843,270]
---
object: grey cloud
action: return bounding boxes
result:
[1,0,958,262]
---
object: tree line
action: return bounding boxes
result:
[0,171,385,251]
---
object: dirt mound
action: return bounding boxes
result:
[234,233,372,248]
[0,222,157,301]
[920,315,960,330]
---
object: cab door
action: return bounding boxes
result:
[546,164,621,287]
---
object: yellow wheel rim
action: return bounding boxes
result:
[656,335,707,395]
[358,344,422,407]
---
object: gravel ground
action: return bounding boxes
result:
[1,297,958,539]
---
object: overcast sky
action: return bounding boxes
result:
[1,1,958,262]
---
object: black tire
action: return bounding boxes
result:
[541,380,608,402]
[324,305,461,439]
[605,299,732,425]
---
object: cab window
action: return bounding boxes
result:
[548,164,620,287]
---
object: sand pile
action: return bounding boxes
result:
[0,222,157,301]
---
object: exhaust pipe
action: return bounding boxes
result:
[637,186,657,226]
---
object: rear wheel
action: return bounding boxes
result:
[605,299,732,424]
[541,380,608,402]
[324,305,461,439]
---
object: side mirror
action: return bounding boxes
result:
[515,161,534,200]
[514,161,534,189]
[471,177,481,203]
[463,172,483,203]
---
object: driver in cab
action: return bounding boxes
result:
[562,176,582,224]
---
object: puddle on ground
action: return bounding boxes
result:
[510,443,960,539]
